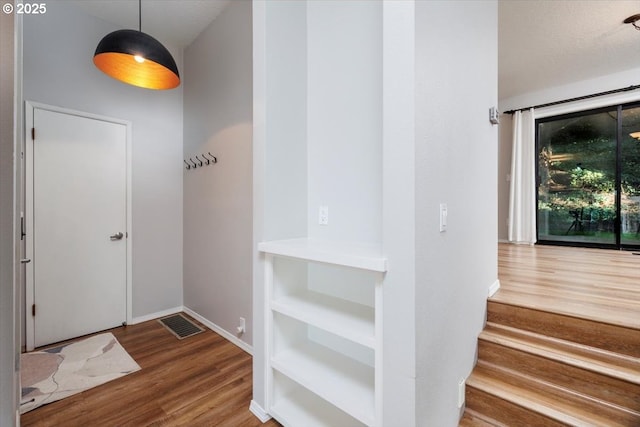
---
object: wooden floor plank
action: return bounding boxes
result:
[494,243,640,329]
[20,315,281,427]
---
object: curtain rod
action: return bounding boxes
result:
[503,84,640,115]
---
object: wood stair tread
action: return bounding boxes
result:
[492,282,640,318]
[489,289,640,330]
[481,322,640,385]
[467,363,640,427]
[479,327,640,413]
[458,409,504,427]
[487,300,640,357]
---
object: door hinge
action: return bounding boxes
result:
[31,127,35,140]
[32,304,36,317]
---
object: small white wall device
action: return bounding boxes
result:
[489,107,499,125]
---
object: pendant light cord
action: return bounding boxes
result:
[138,0,141,32]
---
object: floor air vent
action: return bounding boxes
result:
[158,314,204,339]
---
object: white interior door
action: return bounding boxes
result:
[26,104,129,348]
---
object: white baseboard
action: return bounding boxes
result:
[128,305,253,355]
[182,306,253,355]
[129,306,182,325]
[250,400,271,423]
[488,279,501,297]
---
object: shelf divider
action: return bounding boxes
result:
[272,291,375,348]
[258,238,387,272]
[271,341,375,426]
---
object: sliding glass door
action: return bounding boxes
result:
[621,106,640,247]
[537,103,640,249]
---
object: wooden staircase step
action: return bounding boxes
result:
[491,287,640,330]
[479,323,640,412]
[487,300,640,357]
[465,385,565,427]
[466,363,640,427]
[482,322,640,384]
[458,409,503,427]
[467,245,640,425]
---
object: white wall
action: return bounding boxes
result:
[500,67,640,113]
[306,0,382,244]
[497,66,640,241]
[0,9,20,426]
[182,0,253,345]
[23,0,183,320]
[263,1,308,242]
[414,2,498,425]
[381,2,416,424]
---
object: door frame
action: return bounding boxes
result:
[535,102,640,250]
[24,101,133,351]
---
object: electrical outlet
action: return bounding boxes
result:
[237,317,245,335]
[319,206,329,225]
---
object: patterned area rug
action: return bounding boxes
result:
[20,332,140,414]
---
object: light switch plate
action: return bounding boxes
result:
[439,203,447,232]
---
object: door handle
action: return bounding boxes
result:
[110,232,124,241]
[20,258,31,264]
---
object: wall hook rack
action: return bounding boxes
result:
[205,152,218,164]
[184,153,218,170]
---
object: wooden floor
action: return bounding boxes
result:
[494,243,640,329]
[461,243,640,426]
[20,316,281,427]
[21,245,640,426]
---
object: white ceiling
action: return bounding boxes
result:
[70,0,640,102]
[499,0,640,101]
[70,0,229,49]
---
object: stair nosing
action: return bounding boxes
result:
[487,298,640,331]
[484,320,640,362]
[476,360,640,420]
[467,364,637,427]
[461,408,507,427]
[481,322,640,385]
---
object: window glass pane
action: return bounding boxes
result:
[621,106,640,247]
[537,110,617,245]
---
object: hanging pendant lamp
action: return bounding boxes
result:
[93,0,180,90]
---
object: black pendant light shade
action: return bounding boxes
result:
[94,29,180,90]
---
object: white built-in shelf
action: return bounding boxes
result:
[271,341,375,426]
[262,237,383,426]
[270,383,367,427]
[272,291,375,348]
[258,238,387,272]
